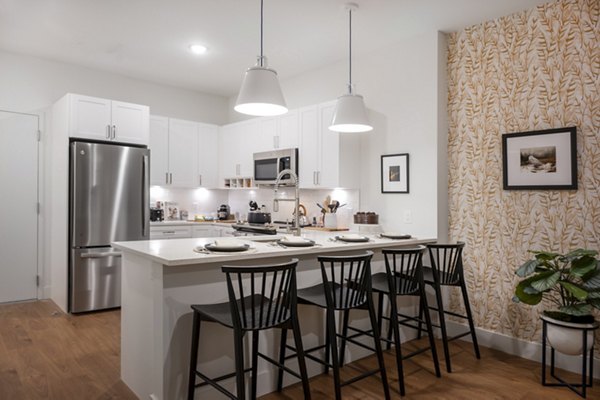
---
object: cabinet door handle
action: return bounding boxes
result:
[199,174,202,186]
[313,171,316,185]
[112,125,116,139]
[106,125,111,139]
[165,172,169,185]
[317,171,320,185]
[169,173,173,184]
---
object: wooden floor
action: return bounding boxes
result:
[0,300,597,399]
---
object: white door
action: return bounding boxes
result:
[149,115,169,186]
[0,111,38,303]
[68,94,112,140]
[259,117,278,150]
[168,118,198,187]
[111,100,149,145]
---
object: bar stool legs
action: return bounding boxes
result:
[461,280,481,360]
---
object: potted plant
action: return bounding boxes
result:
[513,249,600,355]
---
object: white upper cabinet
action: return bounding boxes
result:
[168,118,199,188]
[278,110,299,149]
[110,100,149,145]
[299,102,360,189]
[197,123,219,188]
[299,106,320,188]
[255,110,299,152]
[68,94,112,141]
[149,116,169,186]
[149,116,219,188]
[218,119,259,184]
[67,94,149,145]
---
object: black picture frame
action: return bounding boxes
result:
[381,153,409,193]
[502,127,577,190]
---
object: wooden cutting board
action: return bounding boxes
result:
[303,227,349,232]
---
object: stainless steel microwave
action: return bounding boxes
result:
[253,148,298,185]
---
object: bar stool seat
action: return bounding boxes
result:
[297,282,357,309]
[421,267,457,285]
[191,294,273,329]
[187,259,311,400]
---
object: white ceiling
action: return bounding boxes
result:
[0,0,549,97]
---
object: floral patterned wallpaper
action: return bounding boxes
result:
[447,0,599,352]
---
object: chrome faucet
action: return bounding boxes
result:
[273,169,301,236]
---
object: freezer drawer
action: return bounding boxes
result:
[70,247,121,313]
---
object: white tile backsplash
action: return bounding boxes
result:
[150,186,360,227]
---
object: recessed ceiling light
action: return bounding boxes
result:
[188,44,208,55]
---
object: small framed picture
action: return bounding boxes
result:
[502,127,577,190]
[381,153,409,193]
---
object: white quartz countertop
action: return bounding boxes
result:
[113,233,435,267]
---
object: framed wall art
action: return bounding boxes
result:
[381,153,409,193]
[502,127,577,190]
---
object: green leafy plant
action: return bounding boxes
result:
[513,249,600,323]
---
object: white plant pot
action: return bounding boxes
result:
[541,314,598,356]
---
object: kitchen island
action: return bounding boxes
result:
[113,233,435,400]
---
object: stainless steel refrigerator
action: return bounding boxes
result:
[69,140,149,313]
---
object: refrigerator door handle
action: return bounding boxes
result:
[142,155,149,237]
[80,251,123,259]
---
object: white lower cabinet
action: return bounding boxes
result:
[192,225,221,238]
[150,226,193,240]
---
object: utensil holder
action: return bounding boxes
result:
[324,213,337,229]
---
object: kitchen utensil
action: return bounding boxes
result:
[317,203,327,213]
[323,196,331,212]
[328,204,335,213]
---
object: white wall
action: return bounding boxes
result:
[0,50,229,124]
[229,31,447,238]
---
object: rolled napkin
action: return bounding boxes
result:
[281,236,310,243]
[339,234,364,239]
[212,239,243,249]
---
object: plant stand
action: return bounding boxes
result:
[541,317,598,398]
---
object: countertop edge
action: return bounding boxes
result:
[113,237,437,267]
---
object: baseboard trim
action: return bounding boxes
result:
[446,321,600,379]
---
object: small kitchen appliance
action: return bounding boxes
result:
[247,201,271,224]
[217,204,231,220]
[253,148,298,186]
[150,207,164,222]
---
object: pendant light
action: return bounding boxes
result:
[329,3,373,133]
[235,0,287,116]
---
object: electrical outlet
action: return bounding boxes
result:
[403,210,412,224]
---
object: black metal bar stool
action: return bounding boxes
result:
[417,241,480,373]
[277,251,390,400]
[338,246,441,396]
[187,259,311,400]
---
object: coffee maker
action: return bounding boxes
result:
[217,204,230,220]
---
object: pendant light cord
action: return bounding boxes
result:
[348,8,353,93]
[260,0,264,67]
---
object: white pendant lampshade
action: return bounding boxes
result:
[330,92,372,132]
[235,60,287,116]
[329,3,372,133]
[235,0,287,117]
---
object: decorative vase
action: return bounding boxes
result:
[541,314,598,356]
